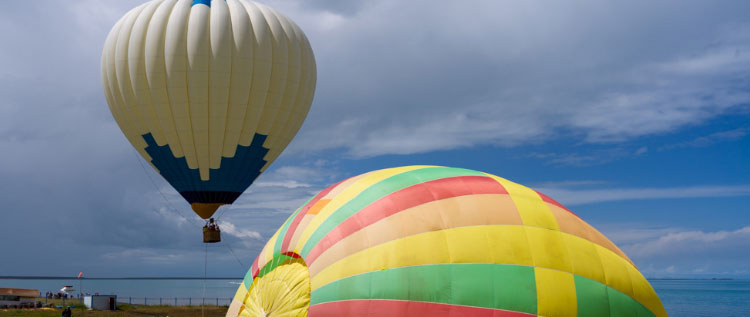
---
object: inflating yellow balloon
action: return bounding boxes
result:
[101,0,316,219]
[229,166,667,317]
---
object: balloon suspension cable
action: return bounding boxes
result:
[132,149,199,227]
[214,202,236,221]
[203,243,207,317]
[225,243,246,268]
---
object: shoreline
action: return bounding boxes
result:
[0,277,242,280]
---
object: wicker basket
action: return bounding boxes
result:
[203,230,221,243]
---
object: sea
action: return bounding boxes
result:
[0,278,242,306]
[1,278,748,316]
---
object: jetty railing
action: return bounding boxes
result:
[33,297,233,307]
[118,297,233,306]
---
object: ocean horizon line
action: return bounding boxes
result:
[1,276,742,281]
[0,276,243,280]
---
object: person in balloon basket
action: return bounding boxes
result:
[204,218,219,232]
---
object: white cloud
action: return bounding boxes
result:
[625,226,750,258]
[659,128,749,150]
[537,185,750,206]
[595,225,684,246]
[226,165,335,215]
[535,180,611,188]
[621,226,750,276]
[595,224,750,276]
[220,222,262,240]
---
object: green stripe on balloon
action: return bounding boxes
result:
[300,167,487,256]
[310,264,538,315]
[242,266,254,291]
[574,275,611,316]
[255,254,298,280]
[574,275,655,317]
[606,280,656,317]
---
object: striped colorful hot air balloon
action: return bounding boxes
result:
[228,166,667,316]
[101,0,316,219]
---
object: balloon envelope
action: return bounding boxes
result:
[229,166,667,316]
[101,0,316,218]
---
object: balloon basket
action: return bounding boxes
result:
[203,230,221,243]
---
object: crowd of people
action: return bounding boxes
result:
[45,291,72,299]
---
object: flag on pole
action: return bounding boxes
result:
[77,272,83,279]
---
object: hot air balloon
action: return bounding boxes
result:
[101,0,316,234]
[228,166,667,316]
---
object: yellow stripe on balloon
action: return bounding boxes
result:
[535,267,577,316]
[207,0,232,170]
[564,233,606,283]
[221,0,253,158]
[525,226,573,273]
[186,3,211,180]
[627,261,668,317]
[309,225,533,290]
[309,224,658,314]
[128,0,168,147]
[144,0,184,157]
[485,174,560,230]
[262,13,302,151]
[596,242,634,301]
[253,3,289,136]
[236,1,273,147]
[293,166,430,252]
[165,0,200,170]
[594,243,665,316]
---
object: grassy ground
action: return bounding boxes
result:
[0,303,228,316]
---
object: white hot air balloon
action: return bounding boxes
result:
[102,0,316,222]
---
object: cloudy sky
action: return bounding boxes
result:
[0,0,748,279]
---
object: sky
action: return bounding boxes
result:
[0,0,748,279]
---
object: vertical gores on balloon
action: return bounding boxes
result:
[101,0,316,219]
[228,166,668,317]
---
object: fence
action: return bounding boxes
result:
[33,297,233,307]
[119,297,233,306]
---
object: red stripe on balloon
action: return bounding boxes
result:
[535,190,579,218]
[305,176,507,265]
[251,256,260,278]
[308,300,535,317]
[282,251,301,258]
[279,178,348,254]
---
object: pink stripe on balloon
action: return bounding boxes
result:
[308,299,535,317]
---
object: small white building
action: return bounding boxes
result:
[84,295,117,310]
[0,288,39,307]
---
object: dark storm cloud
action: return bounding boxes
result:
[272,0,750,157]
[278,0,370,16]
[0,0,212,276]
[1,0,749,277]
